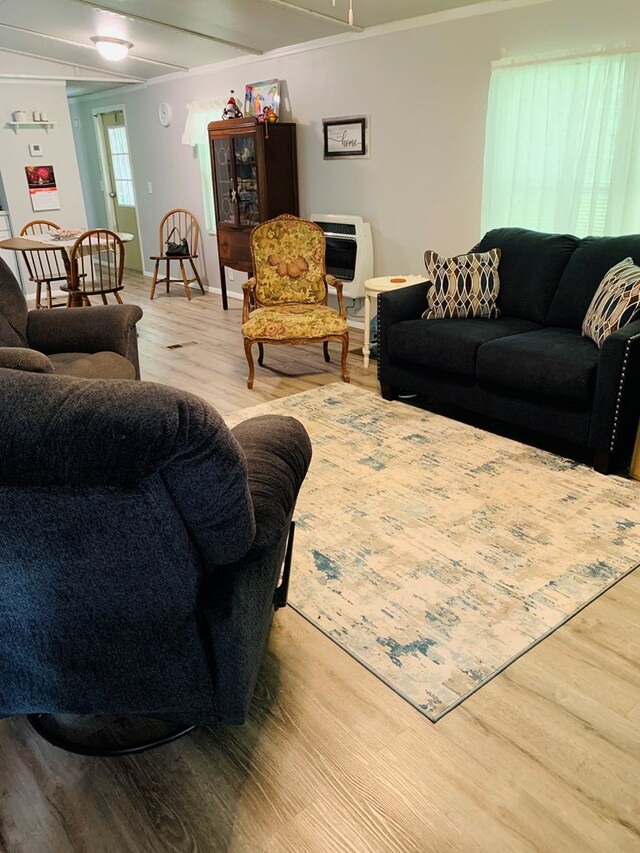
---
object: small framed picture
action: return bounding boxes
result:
[323,116,367,158]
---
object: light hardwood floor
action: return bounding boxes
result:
[1,275,638,853]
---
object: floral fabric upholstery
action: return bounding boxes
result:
[251,217,327,305]
[242,304,347,341]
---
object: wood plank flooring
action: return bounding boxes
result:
[1,275,638,852]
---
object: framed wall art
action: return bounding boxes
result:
[323,116,367,159]
[244,79,281,119]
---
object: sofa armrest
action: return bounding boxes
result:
[194,413,311,723]
[230,414,312,560]
[26,305,143,378]
[377,283,429,389]
[589,320,640,463]
[0,347,54,373]
[378,282,429,327]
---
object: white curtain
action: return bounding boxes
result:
[181,100,224,145]
[182,101,225,232]
[482,52,640,237]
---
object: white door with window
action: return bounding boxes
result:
[97,110,142,272]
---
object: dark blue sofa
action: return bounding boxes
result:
[378,228,640,473]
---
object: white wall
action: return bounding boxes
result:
[0,80,86,229]
[69,0,640,299]
[0,80,86,289]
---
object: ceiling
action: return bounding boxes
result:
[0,0,496,93]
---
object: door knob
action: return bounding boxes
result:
[109,192,117,198]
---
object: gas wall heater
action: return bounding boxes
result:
[310,213,373,299]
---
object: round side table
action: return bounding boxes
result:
[363,275,426,368]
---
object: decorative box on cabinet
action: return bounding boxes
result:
[208,117,299,309]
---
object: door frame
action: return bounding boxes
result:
[92,104,145,267]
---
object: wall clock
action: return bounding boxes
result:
[158,102,173,127]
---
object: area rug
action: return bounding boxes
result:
[226,384,640,721]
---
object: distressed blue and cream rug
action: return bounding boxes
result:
[227,383,640,721]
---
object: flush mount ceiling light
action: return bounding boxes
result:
[90,36,133,61]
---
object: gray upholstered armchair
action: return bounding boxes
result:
[0,257,141,379]
[0,369,311,754]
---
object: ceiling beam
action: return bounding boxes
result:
[65,0,263,55]
[0,23,188,70]
[256,0,364,31]
[0,46,145,82]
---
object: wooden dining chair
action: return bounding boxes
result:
[19,219,69,309]
[61,229,125,307]
[149,208,205,301]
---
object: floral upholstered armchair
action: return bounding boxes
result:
[242,215,350,388]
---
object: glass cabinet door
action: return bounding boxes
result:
[232,134,260,227]
[212,137,236,225]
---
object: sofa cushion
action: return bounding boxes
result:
[477,328,600,406]
[422,249,501,319]
[474,228,579,324]
[0,347,54,373]
[387,316,541,378]
[49,351,136,380]
[582,258,640,347]
[546,234,640,328]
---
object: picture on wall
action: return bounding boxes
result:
[25,164,60,211]
[244,79,281,119]
[323,116,367,158]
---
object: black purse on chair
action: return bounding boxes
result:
[165,226,190,257]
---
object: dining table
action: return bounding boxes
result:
[0,231,134,307]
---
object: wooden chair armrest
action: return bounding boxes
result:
[326,275,346,318]
[242,277,257,323]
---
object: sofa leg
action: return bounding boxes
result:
[274,521,295,610]
[593,450,612,474]
[380,383,398,401]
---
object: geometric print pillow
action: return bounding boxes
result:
[422,248,501,320]
[582,258,640,348]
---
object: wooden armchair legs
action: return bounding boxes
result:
[244,335,350,389]
[244,340,256,390]
[340,334,350,384]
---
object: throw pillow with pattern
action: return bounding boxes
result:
[582,258,640,348]
[422,248,501,320]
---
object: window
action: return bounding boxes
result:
[482,52,640,237]
[107,125,136,207]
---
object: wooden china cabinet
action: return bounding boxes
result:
[207,117,299,309]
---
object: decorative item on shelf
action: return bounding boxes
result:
[222,91,243,120]
[12,110,27,122]
[262,106,278,124]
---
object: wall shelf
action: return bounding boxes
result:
[6,122,56,134]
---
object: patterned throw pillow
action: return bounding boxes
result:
[582,258,640,348]
[422,249,501,319]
